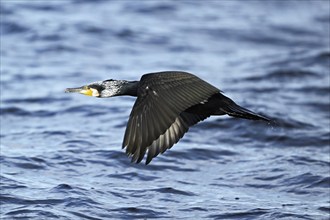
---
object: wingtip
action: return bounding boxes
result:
[258,115,272,123]
[254,113,273,123]
[145,157,152,165]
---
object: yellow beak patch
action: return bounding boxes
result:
[80,88,93,96]
[80,88,99,97]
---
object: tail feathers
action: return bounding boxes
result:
[218,95,270,122]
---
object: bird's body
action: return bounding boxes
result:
[66,71,269,164]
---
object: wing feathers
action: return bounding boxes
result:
[123,71,219,164]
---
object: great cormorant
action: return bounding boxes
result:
[65,71,269,164]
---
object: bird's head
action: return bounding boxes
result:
[65,79,137,98]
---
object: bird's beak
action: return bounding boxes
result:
[65,86,99,97]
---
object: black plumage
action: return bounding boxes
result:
[65,71,269,164]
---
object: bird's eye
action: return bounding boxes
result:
[89,85,103,91]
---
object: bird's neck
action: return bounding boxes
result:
[118,80,139,97]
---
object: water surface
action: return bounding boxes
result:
[1,0,329,219]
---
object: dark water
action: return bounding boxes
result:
[1,0,329,219]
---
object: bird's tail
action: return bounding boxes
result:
[216,94,270,122]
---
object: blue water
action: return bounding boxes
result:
[1,0,329,219]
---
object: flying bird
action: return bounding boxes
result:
[65,71,269,164]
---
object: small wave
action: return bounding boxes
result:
[52,154,85,167]
[0,5,14,15]
[61,104,120,114]
[0,175,27,190]
[28,33,63,42]
[4,209,62,219]
[0,107,29,116]
[3,97,69,104]
[71,0,107,3]
[9,73,52,81]
[298,102,330,113]
[0,107,56,117]
[168,147,238,162]
[75,23,111,36]
[107,172,158,181]
[288,155,330,167]
[152,187,196,196]
[270,212,316,220]
[306,176,330,188]
[243,69,320,82]
[62,105,95,114]
[66,211,102,220]
[241,87,279,94]
[168,44,201,53]
[61,139,96,148]
[60,104,124,118]
[254,174,285,181]
[1,194,63,205]
[109,206,168,219]
[35,44,77,53]
[19,2,65,12]
[198,117,256,130]
[115,28,138,39]
[280,172,326,189]
[267,69,320,78]
[127,3,176,14]
[318,206,330,213]
[208,208,269,219]
[266,130,329,148]
[179,207,208,212]
[316,51,330,60]
[270,24,317,37]
[2,156,49,170]
[0,21,29,34]
[270,116,315,129]
[308,51,330,67]
[244,183,277,189]
[93,149,128,161]
[292,85,330,96]
[51,183,73,191]
[64,197,100,208]
[135,160,197,172]
[42,130,72,137]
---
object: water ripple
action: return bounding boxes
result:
[152,187,196,196]
[1,194,63,205]
[1,107,56,117]
[2,156,49,170]
[208,208,269,219]
[1,1,329,219]
[107,172,159,181]
[0,21,29,34]
[243,69,320,82]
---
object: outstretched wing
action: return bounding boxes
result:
[144,111,210,164]
[122,71,219,164]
